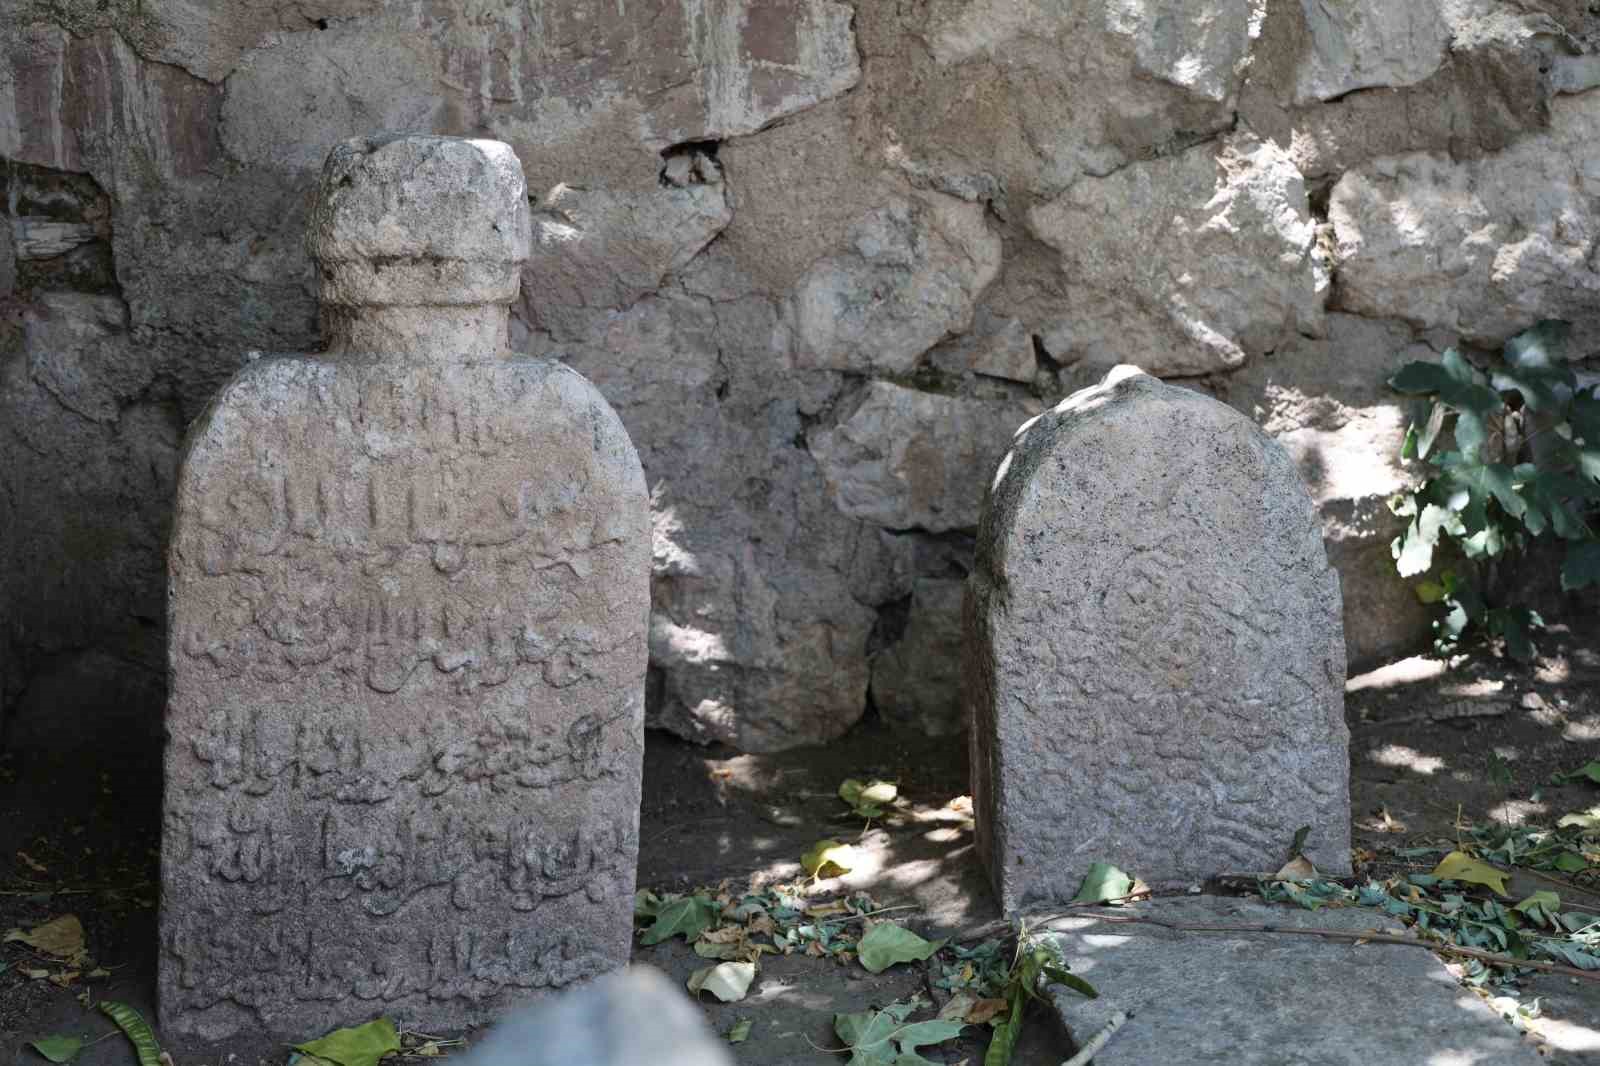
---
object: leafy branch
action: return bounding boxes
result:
[1388,321,1600,660]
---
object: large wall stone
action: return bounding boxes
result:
[1330,92,1600,348]
[3,0,1597,748]
[1028,133,1328,377]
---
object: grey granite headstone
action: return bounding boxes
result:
[1040,898,1542,1064]
[967,366,1350,913]
[464,966,733,1066]
[159,135,650,1040]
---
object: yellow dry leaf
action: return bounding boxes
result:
[808,900,851,918]
[1274,856,1317,881]
[939,992,979,1021]
[800,840,856,879]
[1431,851,1510,896]
[966,998,1008,1025]
[748,914,776,936]
[49,970,81,988]
[701,926,745,944]
[4,915,87,962]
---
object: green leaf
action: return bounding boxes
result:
[1390,361,1456,395]
[1486,606,1539,663]
[1502,321,1571,371]
[1454,407,1491,463]
[895,1019,967,1062]
[1415,402,1447,460]
[1554,852,1590,874]
[1560,761,1600,785]
[1414,580,1448,604]
[726,1019,752,1044]
[1393,503,1461,577]
[982,999,1023,1066]
[28,1036,85,1064]
[1514,890,1560,915]
[1431,852,1511,896]
[639,894,721,945]
[1535,942,1600,971]
[857,924,945,974]
[294,1019,400,1066]
[1042,965,1098,1000]
[1563,542,1600,591]
[97,1003,162,1066]
[634,889,662,918]
[1441,459,1526,522]
[836,1001,914,1066]
[835,999,962,1066]
[1072,862,1135,903]
[1571,386,1600,445]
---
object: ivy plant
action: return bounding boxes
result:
[1388,321,1600,661]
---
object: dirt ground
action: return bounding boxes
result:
[2,626,1599,1065]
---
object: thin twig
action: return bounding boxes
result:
[1060,1011,1131,1066]
[1521,866,1600,904]
[814,904,920,926]
[1062,913,1600,983]
[954,892,1153,943]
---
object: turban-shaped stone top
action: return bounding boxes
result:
[308,134,532,308]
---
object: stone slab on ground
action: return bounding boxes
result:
[1040,897,1543,1065]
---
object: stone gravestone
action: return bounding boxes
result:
[160,135,650,1040]
[967,366,1349,913]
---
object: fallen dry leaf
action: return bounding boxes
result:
[1274,856,1317,881]
[4,915,87,963]
[965,998,1008,1025]
[17,851,49,874]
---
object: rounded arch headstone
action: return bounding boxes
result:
[966,366,1350,913]
[160,135,650,1039]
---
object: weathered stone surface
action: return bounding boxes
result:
[1225,314,1437,669]
[808,381,1040,533]
[1028,134,1327,377]
[928,311,1037,384]
[1041,898,1543,1065]
[160,136,650,1039]
[6,0,1600,755]
[1240,2,1559,180]
[217,1,857,173]
[548,288,881,751]
[870,578,965,735]
[1330,92,1600,349]
[524,160,731,314]
[792,192,1001,375]
[464,966,733,1066]
[3,0,378,85]
[968,367,1350,913]
[1294,0,1452,104]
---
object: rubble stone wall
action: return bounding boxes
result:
[4,1,1597,750]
